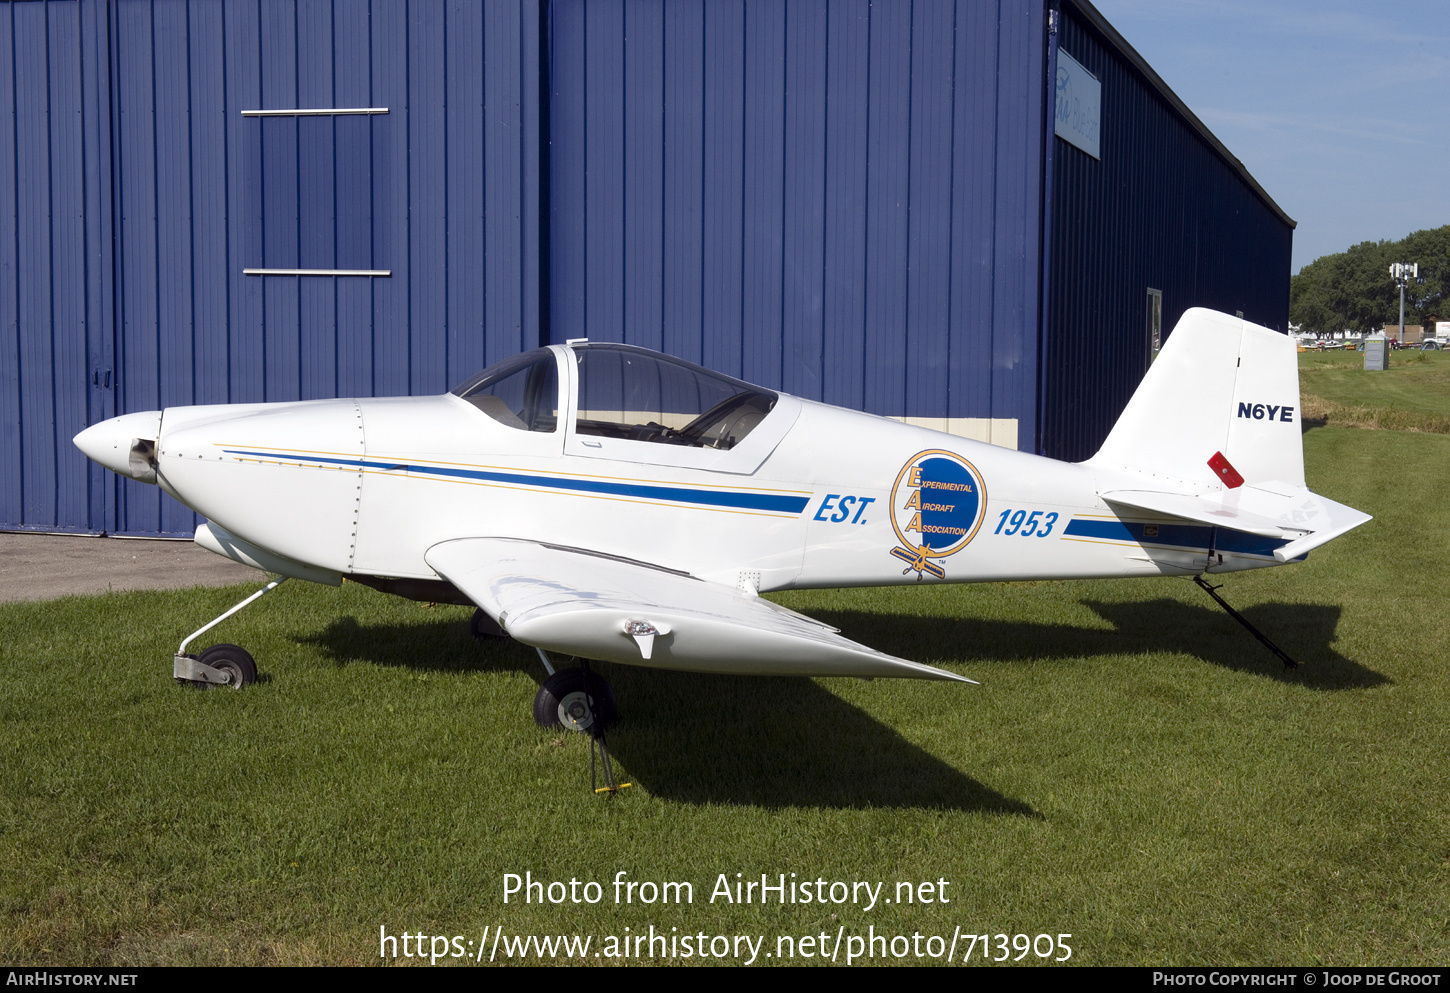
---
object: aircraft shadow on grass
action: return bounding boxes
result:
[806,597,1388,690]
[295,592,1384,808]
[297,616,1038,814]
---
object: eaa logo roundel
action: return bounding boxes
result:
[888,449,988,579]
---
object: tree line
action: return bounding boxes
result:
[1289,225,1449,335]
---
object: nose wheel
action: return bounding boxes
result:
[177,643,258,689]
[171,578,286,688]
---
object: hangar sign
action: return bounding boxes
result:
[1055,50,1101,159]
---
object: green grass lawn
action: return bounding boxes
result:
[2,429,1447,966]
[1299,349,1450,430]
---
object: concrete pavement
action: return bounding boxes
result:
[0,532,263,603]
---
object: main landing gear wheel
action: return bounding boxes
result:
[179,643,258,689]
[533,667,617,733]
[469,608,507,641]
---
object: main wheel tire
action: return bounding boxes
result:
[469,608,507,641]
[532,668,617,733]
[198,643,258,689]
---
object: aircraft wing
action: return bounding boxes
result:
[424,538,973,682]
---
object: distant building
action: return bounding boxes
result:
[1382,325,1424,344]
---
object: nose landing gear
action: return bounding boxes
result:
[180,643,258,688]
[172,578,287,688]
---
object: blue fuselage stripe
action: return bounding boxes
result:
[1063,518,1291,558]
[1064,518,1211,547]
[222,449,811,514]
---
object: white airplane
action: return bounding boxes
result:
[75,308,1369,737]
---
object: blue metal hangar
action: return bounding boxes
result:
[1,0,1292,538]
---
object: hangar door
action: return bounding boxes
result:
[0,0,112,535]
[1,0,542,536]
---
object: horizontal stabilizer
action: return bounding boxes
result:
[1268,503,1373,562]
[425,537,973,682]
[1099,483,1371,557]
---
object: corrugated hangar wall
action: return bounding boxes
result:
[1,0,542,536]
[2,0,1291,537]
[547,0,1044,446]
[0,0,111,539]
[1040,2,1294,462]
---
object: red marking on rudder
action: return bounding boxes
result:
[1207,451,1244,489]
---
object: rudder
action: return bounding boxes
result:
[1087,308,1304,491]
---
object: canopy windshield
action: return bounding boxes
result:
[451,348,559,432]
[573,345,776,451]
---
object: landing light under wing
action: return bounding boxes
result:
[424,538,974,683]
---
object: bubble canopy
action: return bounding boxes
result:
[453,344,777,451]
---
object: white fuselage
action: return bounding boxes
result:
[73,313,1370,683]
[147,358,1279,597]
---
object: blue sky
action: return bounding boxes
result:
[1088,0,1450,273]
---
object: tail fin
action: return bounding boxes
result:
[1088,308,1303,489]
[1086,308,1369,564]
